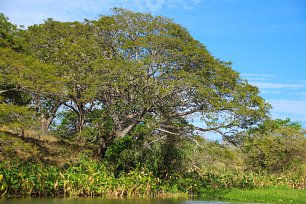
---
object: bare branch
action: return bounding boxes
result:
[187,136,204,152]
[172,106,204,118]
[0,88,17,94]
[155,128,178,135]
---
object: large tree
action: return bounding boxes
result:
[2,9,270,156]
[90,9,270,151]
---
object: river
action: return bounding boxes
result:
[0,198,259,204]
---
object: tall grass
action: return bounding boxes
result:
[0,159,305,198]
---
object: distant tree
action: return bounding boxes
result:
[242,119,306,173]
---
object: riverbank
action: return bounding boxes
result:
[1,132,305,203]
[1,188,306,204]
[205,187,306,204]
[1,160,305,203]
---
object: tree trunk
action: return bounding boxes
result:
[40,115,54,133]
[77,113,85,133]
[20,127,25,138]
[98,137,108,159]
[115,120,139,138]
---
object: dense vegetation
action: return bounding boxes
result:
[0,9,305,203]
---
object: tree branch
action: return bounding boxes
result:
[0,88,17,94]
[155,128,178,135]
[187,136,204,152]
[193,122,235,133]
[63,101,80,115]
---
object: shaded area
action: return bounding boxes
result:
[0,130,91,166]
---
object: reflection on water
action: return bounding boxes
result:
[0,198,258,204]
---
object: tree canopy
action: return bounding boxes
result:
[1,8,270,157]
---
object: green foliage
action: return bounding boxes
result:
[189,137,244,172]
[103,129,190,178]
[0,14,61,131]
[0,15,34,129]
[0,159,172,198]
[250,118,302,134]
[0,103,36,129]
[1,9,270,153]
[51,110,78,137]
[20,8,269,139]
[1,158,305,198]
[242,119,306,173]
[105,136,134,163]
[0,13,24,51]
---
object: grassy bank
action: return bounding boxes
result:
[1,159,305,202]
[0,132,305,203]
[205,187,306,204]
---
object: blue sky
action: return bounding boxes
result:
[1,0,306,138]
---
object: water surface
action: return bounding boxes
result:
[0,198,259,204]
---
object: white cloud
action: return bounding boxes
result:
[245,77,272,81]
[242,74,306,126]
[241,73,275,78]
[242,73,305,90]
[261,90,282,94]
[250,82,304,89]
[268,99,306,115]
[268,99,306,124]
[0,0,203,26]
